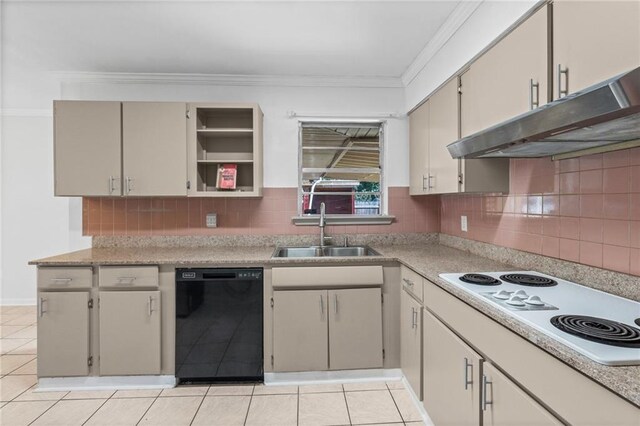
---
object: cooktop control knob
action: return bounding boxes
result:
[506,295,526,306]
[525,295,544,306]
[513,290,528,298]
[493,290,511,300]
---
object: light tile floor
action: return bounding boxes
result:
[0,306,426,425]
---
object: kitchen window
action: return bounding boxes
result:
[293,122,393,225]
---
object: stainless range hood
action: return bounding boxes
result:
[447,66,640,159]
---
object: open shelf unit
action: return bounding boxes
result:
[187,103,263,197]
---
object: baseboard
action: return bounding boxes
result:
[1,300,36,306]
[400,376,435,426]
[264,368,402,385]
[37,375,176,391]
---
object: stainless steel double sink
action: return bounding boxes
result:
[272,245,380,258]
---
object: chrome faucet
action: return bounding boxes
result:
[319,202,331,247]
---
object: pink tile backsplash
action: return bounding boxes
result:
[83,187,441,238]
[440,148,640,276]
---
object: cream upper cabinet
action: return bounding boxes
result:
[122,102,188,196]
[427,79,460,194]
[409,78,509,195]
[99,290,162,376]
[461,5,548,137]
[423,309,481,426]
[482,362,561,426]
[328,288,383,370]
[400,289,422,399]
[409,101,429,195]
[54,101,122,196]
[553,0,640,99]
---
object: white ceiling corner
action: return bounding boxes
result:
[401,1,482,87]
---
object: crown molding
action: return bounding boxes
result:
[54,71,404,89]
[401,0,482,87]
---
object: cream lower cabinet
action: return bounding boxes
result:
[553,0,640,99]
[482,362,561,426]
[423,309,481,426]
[400,288,422,399]
[99,291,162,375]
[329,288,383,370]
[272,290,328,372]
[37,292,91,377]
[272,288,382,372]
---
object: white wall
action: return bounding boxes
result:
[404,0,539,111]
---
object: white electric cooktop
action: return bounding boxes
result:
[439,271,640,366]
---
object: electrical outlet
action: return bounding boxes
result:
[206,213,217,228]
[461,215,468,232]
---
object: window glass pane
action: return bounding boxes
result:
[300,123,383,216]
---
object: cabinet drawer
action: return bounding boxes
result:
[400,266,423,302]
[99,266,158,288]
[38,267,93,290]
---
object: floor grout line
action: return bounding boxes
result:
[80,391,114,426]
[341,387,353,426]
[386,385,406,424]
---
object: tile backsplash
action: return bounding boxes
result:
[83,187,441,237]
[440,148,640,276]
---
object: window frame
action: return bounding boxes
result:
[292,120,394,226]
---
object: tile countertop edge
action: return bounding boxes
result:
[28,243,639,407]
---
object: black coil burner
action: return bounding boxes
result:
[635,318,640,328]
[551,315,640,348]
[499,273,557,287]
[459,274,501,286]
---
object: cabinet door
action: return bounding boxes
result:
[409,101,429,195]
[99,291,161,375]
[122,102,187,196]
[554,0,640,99]
[461,6,548,137]
[54,101,121,196]
[482,363,561,426]
[400,289,422,399]
[328,288,383,370]
[428,79,460,194]
[37,292,90,377]
[423,309,481,426]
[273,290,328,372]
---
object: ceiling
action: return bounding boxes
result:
[2,1,460,78]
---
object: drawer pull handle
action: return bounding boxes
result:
[402,278,414,287]
[116,277,137,284]
[464,357,473,390]
[51,278,72,284]
[334,294,339,315]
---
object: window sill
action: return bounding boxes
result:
[291,215,395,226]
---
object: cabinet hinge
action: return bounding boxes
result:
[186,108,191,119]
[88,356,93,367]
[457,84,462,94]
[271,355,274,367]
[270,297,274,308]
[458,173,464,184]
[381,294,384,304]
[382,349,385,360]
[88,299,94,309]
[186,180,191,190]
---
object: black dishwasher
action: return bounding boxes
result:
[175,268,263,384]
